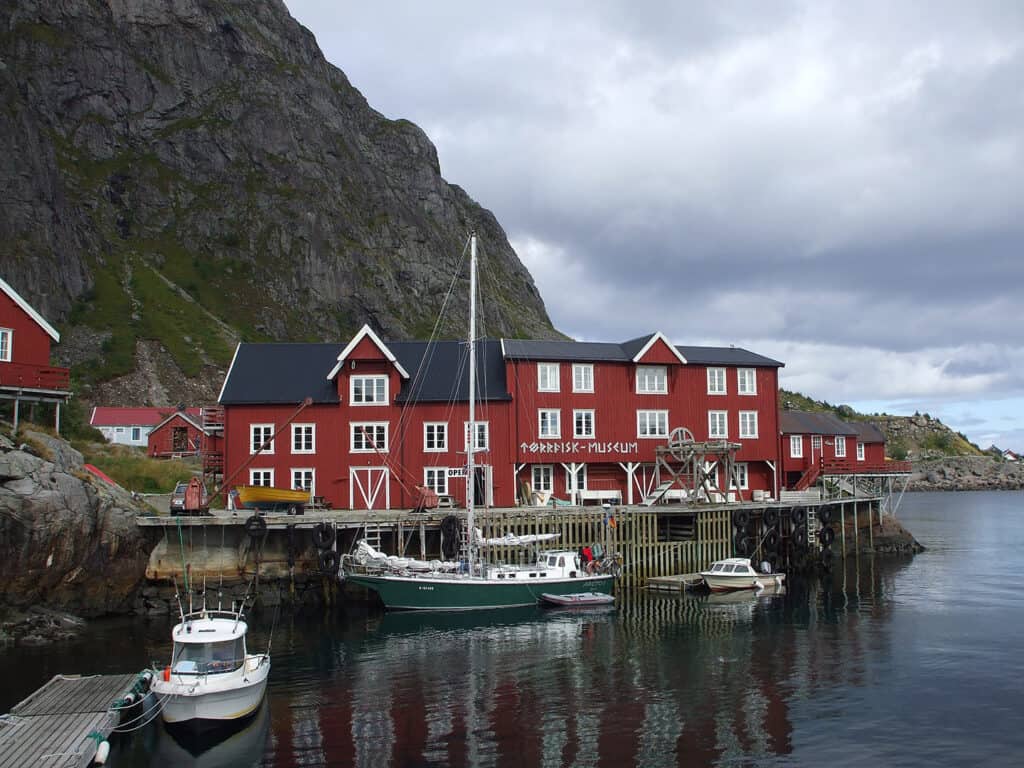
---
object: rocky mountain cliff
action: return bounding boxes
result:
[0,0,558,406]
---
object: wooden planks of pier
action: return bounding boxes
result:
[0,673,137,767]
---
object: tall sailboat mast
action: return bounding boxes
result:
[466,233,478,571]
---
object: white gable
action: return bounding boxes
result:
[326,324,410,380]
[0,277,60,342]
[631,331,687,364]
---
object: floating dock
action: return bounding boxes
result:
[0,673,138,767]
[647,573,706,592]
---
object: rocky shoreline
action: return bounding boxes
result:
[907,456,1024,492]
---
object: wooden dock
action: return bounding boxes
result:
[0,673,138,767]
[647,573,706,592]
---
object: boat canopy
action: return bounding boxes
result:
[172,615,247,644]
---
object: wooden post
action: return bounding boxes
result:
[840,502,846,559]
[853,503,858,552]
[55,402,61,434]
[12,397,19,433]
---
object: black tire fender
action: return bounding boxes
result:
[318,549,339,574]
[312,522,336,550]
[244,514,267,538]
[763,508,779,527]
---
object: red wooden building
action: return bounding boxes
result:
[779,411,909,489]
[0,277,70,431]
[147,409,208,457]
[217,326,785,510]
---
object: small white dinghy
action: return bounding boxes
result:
[151,589,269,726]
[539,592,616,607]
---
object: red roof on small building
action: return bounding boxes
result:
[90,406,201,427]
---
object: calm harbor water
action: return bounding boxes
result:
[2,490,1023,766]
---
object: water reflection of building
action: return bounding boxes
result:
[264,566,901,766]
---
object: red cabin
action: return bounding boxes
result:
[0,277,70,431]
[147,409,208,457]
[217,326,785,510]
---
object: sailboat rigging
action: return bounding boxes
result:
[341,233,620,610]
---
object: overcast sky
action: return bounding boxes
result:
[288,1,1024,449]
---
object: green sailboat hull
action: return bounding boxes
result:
[344,572,614,611]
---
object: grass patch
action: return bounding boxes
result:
[72,441,198,494]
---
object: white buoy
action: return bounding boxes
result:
[94,740,110,764]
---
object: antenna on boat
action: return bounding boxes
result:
[186,563,193,615]
[171,576,186,623]
[232,577,254,631]
[466,232,477,574]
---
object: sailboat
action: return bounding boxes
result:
[341,234,619,610]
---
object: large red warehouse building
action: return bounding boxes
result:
[217,326,785,510]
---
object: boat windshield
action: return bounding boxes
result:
[171,638,245,675]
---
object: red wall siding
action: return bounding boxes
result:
[0,292,52,366]
[147,415,203,456]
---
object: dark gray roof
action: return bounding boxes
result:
[219,340,511,406]
[779,411,859,436]
[847,421,886,442]
[219,343,341,405]
[391,339,511,403]
[502,337,783,367]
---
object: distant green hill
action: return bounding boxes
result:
[779,389,983,460]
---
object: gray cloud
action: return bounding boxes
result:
[287,1,1024,443]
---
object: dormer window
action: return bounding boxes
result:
[636,366,667,394]
[538,363,560,392]
[351,375,388,405]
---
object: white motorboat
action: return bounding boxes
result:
[151,607,270,726]
[700,557,785,593]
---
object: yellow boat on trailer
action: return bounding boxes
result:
[234,485,309,515]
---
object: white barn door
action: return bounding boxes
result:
[350,467,390,510]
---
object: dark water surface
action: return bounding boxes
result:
[3,491,1023,766]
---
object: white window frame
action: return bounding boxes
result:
[539,409,561,439]
[737,368,757,395]
[250,423,274,455]
[131,427,141,442]
[636,366,667,394]
[790,435,803,458]
[708,410,728,439]
[739,411,758,439]
[532,464,553,493]
[857,441,865,461]
[250,468,274,487]
[350,374,388,405]
[537,362,560,392]
[812,435,822,453]
[573,409,595,439]
[835,435,847,458]
[465,421,489,451]
[731,462,749,490]
[424,422,448,452]
[291,468,315,496]
[424,467,448,495]
[0,328,11,362]
[291,423,315,454]
[572,363,594,393]
[351,422,388,453]
[707,367,727,395]
[637,410,669,438]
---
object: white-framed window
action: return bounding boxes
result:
[739,411,758,439]
[351,422,388,452]
[573,409,595,438]
[857,441,865,461]
[637,410,669,438]
[532,464,553,492]
[424,422,448,452]
[537,362,560,392]
[812,435,822,453]
[115,427,124,434]
[291,468,315,495]
[708,410,728,439]
[424,467,448,495]
[835,435,847,458]
[131,427,141,441]
[465,421,489,451]
[566,464,587,494]
[707,367,726,395]
[572,363,594,393]
[250,469,273,486]
[250,423,274,454]
[636,366,667,394]
[737,368,757,395]
[731,462,749,490]
[539,409,561,438]
[350,375,388,405]
[790,435,803,458]
[292,423,315,454]
[0,328,11,362]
